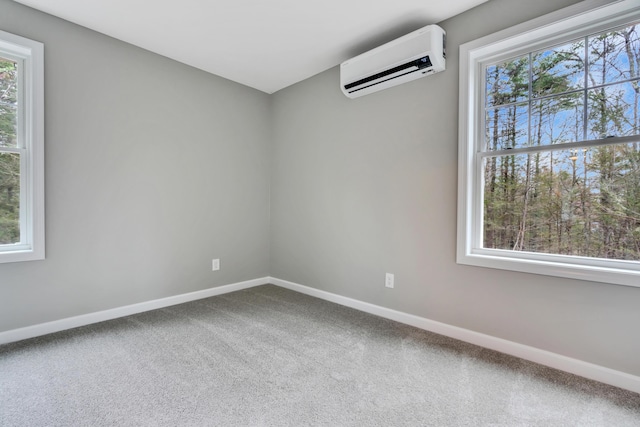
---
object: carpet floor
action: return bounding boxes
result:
[1,284,639,426]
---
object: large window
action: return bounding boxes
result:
[458,0,640,287]
[0,30,44,263]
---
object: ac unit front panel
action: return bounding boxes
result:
[340,25,445,98]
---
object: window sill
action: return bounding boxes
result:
[457,249,640,288]
[0,246,45,264]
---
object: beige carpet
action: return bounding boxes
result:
[1,284,639,426]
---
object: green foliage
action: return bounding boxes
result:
[0,58,19,244]
[483,25,640,261]
[0,153,19,244]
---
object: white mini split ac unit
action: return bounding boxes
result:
[340,24,446,98]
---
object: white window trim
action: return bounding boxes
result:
[457,0,640,288]
[0,30,44,263]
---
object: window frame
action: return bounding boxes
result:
[0,30,44,263]
[457,0,640,288]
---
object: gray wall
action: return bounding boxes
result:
[0,0,271,331]
[270,0,640,377]
[3,0,639,379]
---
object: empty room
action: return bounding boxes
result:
[1,0,639,425]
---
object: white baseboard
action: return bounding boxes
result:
[3,275,638,394]
[269,277,640,394]
[0,277,270,345]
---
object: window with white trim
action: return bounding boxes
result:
[457,0,640,287]
[0,30,44,263]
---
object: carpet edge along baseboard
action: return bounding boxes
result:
[1,275,638,395]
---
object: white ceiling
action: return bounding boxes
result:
[13,0,488,94]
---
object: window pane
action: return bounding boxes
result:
[0,103,17,148]
[483,143,640,260]
[588,81,640,139]
[0,57,18,149]
[588,23,640,86]
[0,152,20,245]
[485,103,528,150]
[532,40,585,98]
[485,55,529,107]
[0,57,17,104]
[531,93,584,145]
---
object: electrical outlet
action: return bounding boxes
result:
[212,259,220,271]
[385,273,394,288]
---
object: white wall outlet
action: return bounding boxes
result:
[212,259,220,271]
[385,273,394,288]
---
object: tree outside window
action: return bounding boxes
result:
[457,1,640,287]
[0,30,44,263]
[482,23,640,261]
[0,57,20,245]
